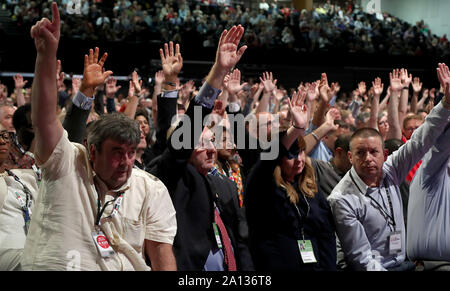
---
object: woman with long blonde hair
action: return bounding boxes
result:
[245,90,336,271]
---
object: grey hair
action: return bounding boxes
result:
[86,113,140,153]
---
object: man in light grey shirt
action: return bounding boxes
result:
[328,91,450,270]
[407,124,450,269]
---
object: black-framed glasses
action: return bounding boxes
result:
[0,131,10,142]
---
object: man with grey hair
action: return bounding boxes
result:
[21,3,177,271]
[0,105,16,133]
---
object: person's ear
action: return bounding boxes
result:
[384,148,389,161]
[89,144,96,163]
[347,150,353,165]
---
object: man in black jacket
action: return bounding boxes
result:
[150,26,254,271]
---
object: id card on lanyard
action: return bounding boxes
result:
[91,228,116,258]
[350,172,402,255]
[92,192,124,258]
[298,239,317,263]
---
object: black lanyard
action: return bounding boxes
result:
[5,169,33,228]
[95,192,124,226]
[349,172,396,231]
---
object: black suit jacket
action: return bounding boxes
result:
[149,96,253,271]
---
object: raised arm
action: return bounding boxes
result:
[160,41,183,92]
[104,77,121,113]
[386,69,402,140]
[313,73,334,127]
[152,70,164,126]
[205,25,247,90]
[416,88,429,112]
[379,86,390,112]
[368,77,384,130]
[123,71,142,119]
[30,2,63,163]
[410,77,422,114]
[13,74,28,107]
[256,71,277,114]
[398,68,412,124]
[304,107,340,155]
[280,90,309,149]
[63,47,113,143]
[223,68,248,111]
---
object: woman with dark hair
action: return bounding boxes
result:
[245,90,336,271]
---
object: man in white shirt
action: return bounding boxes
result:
[22,3,177,271]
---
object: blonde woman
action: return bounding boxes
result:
[245,90,336,271]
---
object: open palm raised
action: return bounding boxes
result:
[83,47,113,89]
[288,90,309,130]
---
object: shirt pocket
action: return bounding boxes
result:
[122,217,145,252]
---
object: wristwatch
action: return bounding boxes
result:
[164,81,177,87]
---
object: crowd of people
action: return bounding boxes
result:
[4,0,449,56]
[0,2,450,272]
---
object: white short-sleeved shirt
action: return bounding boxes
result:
[21,131,177,270]
[0,170,39,270]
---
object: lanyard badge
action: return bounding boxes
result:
[388,231,402,254]
[212,222,223,249]
[92,192,124,258]
[15,191,32,233]
[91,228,116,258]
[298,240,317,264]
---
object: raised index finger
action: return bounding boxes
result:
[51,2,60,30]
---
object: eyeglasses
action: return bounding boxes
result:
[0,131,10,142]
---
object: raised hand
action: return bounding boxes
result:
[319,73,334,103]
[105,77,121,98]
[259,71,277,94]
[429,88,436,100]
[215,25,247,73]
[400,68,412,88]
[131,70,142,94]
[306,81,319,103]
[287,90,309,130]
[412,77,422,94]
[372,77,384,96]
[334,82,341,94]
[30,2,60,56]
[80,47,113,97]
[13,74,28,89]
[390,69,403,93]
[154,70,165,86]
[436,63,450,98]
[160,41,183,82]
[56,60,65,91]
[225,69,248,95]
[358,81,367,96]
[325,107,341,131]
[72,77,81,95]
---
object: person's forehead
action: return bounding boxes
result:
[405,119,422,126]
[102,138,136,150]
[352,136,383,148]
[135,115,148,123]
